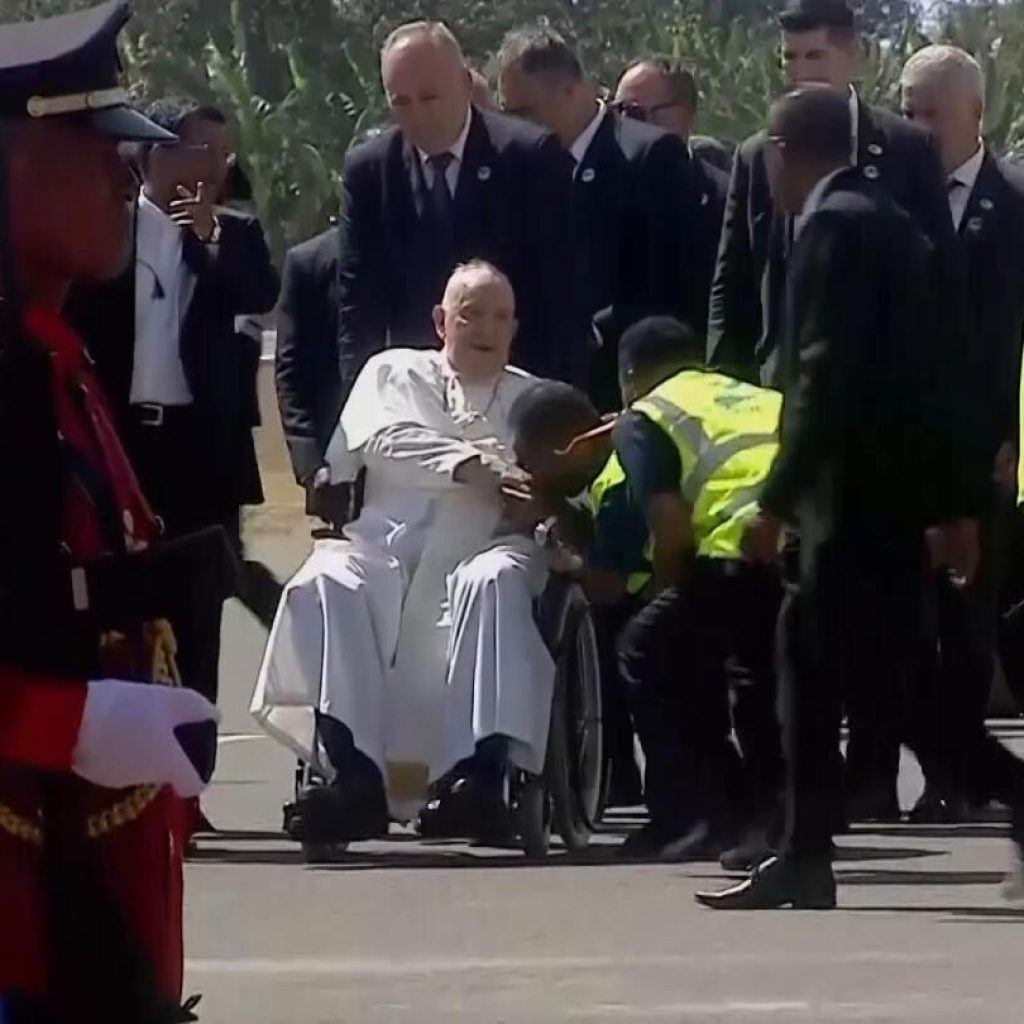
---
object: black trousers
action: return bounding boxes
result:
[782,533,1024,861]
[998,504,1024,713]
[918,496,1012,801]
[618,559,782,830]
[126,407,233,707]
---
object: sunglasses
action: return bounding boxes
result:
[612,100,684,123]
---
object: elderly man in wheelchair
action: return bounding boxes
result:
[252,261,603,860]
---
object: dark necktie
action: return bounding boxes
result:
[427,152,455,223]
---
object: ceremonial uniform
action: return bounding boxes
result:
[0,3,221,1018]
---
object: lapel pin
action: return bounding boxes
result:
[980,197,994,211]
[477,165,491,182]
[966,216,983,233]
[867,142,883,156]
[581,167,596,183]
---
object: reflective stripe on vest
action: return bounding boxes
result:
[633,370,781,559]
[588,453,652,595]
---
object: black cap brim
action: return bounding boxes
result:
[89,103,176,142]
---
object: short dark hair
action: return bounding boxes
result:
[619,316,701,382]
[779,0,857,44]
[144,97,226,136]
[508,381,600,458]
[138,97,226,169]
[623,57,699,112]
[496,26,583,82]
[768,86,852,166]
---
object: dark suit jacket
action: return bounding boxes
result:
[690,155,729,339]
[336,106,585,392]
[66,205,280,513]
[575,110,701,409]
[761,170,980,547]
[956,150,1024,458]
[691,134,735,173]
[707,97,959,387]
[274,226,343,483]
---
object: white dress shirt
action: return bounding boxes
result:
[570,103,607,171]
[416,108,473,197]
[947,143,985,231]
[131,191,194,406]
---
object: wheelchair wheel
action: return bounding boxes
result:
[513,771,551,860]
[545,585,604,852]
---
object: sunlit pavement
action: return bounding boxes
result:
[186,527,1024,1024]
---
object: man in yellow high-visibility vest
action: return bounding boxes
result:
[513,316,785,863]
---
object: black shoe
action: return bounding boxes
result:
[418,776,514,846]
[290,778,388,845]
[720,828,774,873]
[907,787,970,824]
[846,785,901,824]
[620,819,717,862]
[695,854,837,910]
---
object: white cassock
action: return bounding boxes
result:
[251,349,555,821]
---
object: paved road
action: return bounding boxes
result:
[186,527,1024,1024]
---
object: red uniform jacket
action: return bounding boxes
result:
[0,308,185,1009]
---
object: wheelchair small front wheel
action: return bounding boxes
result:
[513,772,551,860]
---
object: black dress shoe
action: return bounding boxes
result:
[845,786,902,824]
[695,855,837,910]
[418,776,515,846]
[620,819,717,862]
[908,787,970,824]
[720,828,774,873]
[290,779,389,845]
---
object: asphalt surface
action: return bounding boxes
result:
[185,526,1024,1024]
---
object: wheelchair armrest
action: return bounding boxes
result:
[534,573,586,653]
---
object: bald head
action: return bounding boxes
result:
[615,59,698,138]
[381,21,472,156]
[434,261,518,383]
[901,45,984,173]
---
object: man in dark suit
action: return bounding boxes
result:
[336,21,584,398]
[496,28,701,412]
[613,58,734,171]
[707,0,959,391]
[899,46,1024,820]
[274,225,349,515]
[67,98,280,712]
[613,58,730,338]
[694,88,1024,910]
[708,0,970,820]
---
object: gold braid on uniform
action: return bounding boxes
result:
[0,619,182,847]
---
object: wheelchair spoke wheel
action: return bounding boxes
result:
[568,608,604,829]
[547,588,604,852]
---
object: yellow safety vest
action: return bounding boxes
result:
[1018,360,1024,504]
[588,453,652,595]
[632,369,781,559]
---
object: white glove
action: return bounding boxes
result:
[73,679,220,798]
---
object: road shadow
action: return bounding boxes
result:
[856,823,1009,840]
[850,905,1024,921]
[833,844,943,863]
[837,868,1005,886]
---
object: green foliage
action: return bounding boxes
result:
[4,0,1024,254]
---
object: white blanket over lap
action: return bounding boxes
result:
[251,349,555,821]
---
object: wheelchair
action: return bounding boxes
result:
[285,503,606,860]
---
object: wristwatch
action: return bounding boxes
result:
[202,216,221,245]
